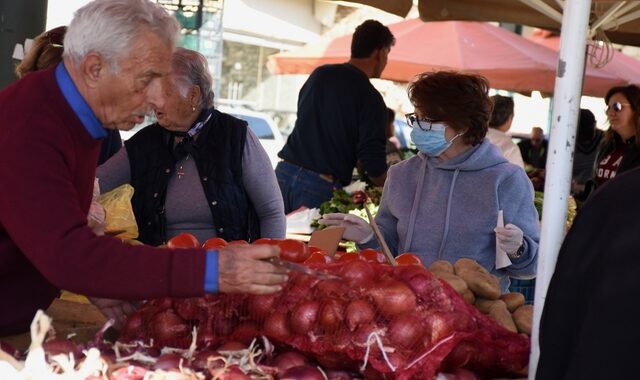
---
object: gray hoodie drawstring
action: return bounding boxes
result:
[437,168,460,259]
[403,157,428,251]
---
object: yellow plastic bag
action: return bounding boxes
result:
[97,184,138,239]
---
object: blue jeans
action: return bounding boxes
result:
[275,161,340,214]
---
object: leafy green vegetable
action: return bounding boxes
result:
[533,191,577,227]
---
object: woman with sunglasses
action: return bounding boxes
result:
[577,85,640,201]
[322,71,539,291]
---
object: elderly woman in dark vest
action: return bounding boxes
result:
[97,47,285,245]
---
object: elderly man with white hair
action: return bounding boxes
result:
[0,0,288,337]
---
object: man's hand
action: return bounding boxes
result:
[89,297,137,328]
[218,244,289,295]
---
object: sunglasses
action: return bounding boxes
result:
[405,113,446,132]
[605,101,631,113]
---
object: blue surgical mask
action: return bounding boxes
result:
[411,124,461,157]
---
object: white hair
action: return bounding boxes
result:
[63,0,179,72]
[171,47,215,109]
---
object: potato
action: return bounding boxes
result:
[433,272,469,295]
[461,289,475,305]
[456,270,501,300]
[500,292,526,312]
[474,298,504,314]
[488,301,518,333]
[454,258,489,276]
[429,260,454,274]
[513,304,533,335]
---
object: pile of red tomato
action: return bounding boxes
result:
[166,232,423,267]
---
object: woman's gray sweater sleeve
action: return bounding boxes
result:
[96,146,132,193]
[242,129,286,238]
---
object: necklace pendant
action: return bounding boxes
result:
[177,166,185,179]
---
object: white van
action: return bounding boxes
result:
[218,106,285,169]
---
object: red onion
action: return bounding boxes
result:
[248,294,277,318]
[43,338,83,359]
[353,323,380,345]
[150,310,191,344]
[387,313,425,349]
[120,311,145,340]
[213,317,234,336]
[149,310,190,344]
[279,365,325,380]
[425,313,454,342]
[217,341,247,351]
[325,369,354,380]
[197,322,217,348]
[315,280,345,296]
[175,298,204,320]
[448,311,477,332]
[368,280,416,318]
[152,352,185,370]
[263,311,291,338]
[212,365,252,380]
[345,299,375,332]
[151,297,174,310]
[231,322,259,345]
[408,273,442,302]
[190,349,224,371]
[443,341,475,370]
[290,300,320,335]
[271,351,309,373]
[0,341,20,359]
[318,299,345,333]
[315,351,356,370]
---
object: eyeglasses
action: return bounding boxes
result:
[605,101,631,113]
[405,113,445,132]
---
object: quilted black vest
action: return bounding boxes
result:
[125,109,260,246]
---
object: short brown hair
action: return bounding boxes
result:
[407,71,492,146]
[15,26,66,78]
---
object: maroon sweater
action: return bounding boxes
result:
[0,68,207,336]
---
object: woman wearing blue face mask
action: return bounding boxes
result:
[321,71,539,291]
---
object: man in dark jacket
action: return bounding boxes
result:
[572,109,603,191]
[536,166,640,379]
[518,126,548,169]
[276,20,395,213]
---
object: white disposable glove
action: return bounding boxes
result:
[495,223,524,256]
[319,213,374,244]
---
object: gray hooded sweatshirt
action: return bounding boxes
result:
[360,139,539,290]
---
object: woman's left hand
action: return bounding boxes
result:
[495,223,524,255]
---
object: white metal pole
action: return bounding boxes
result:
[528,0,592,378]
